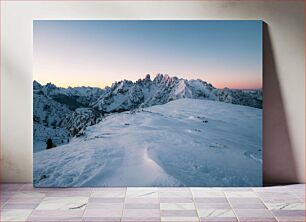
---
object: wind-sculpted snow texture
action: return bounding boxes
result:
[34,99,262,187]
[33,74,262,187]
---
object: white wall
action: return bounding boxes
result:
[1,1,305,184]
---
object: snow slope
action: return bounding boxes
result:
[34,99,262,187]
[33,74,261,153]
[33,83,105,152]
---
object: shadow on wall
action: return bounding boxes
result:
[263,22,298,185]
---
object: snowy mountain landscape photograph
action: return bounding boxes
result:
[33,20,263,187]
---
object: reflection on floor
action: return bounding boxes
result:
[0,184,304,222]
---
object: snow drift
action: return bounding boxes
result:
[34,99,262,187]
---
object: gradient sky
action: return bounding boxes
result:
[33,20,262,89]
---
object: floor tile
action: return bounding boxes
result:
[6,197,44,204]
[91,187,126,192]
[271,209,305,217]
[228,198,266,209]
[286,184,305,190]
[196,203,231,209]
[160,203,196,210]
[89,197,125,203]
[11,191,45,199]
[160,197,194,203]
[225,191,258,198]
[291,192,305,201]
[237,218,277,222]
[83,208,123,217]
[0,183,305,222]
[122,217,161,222]
[265,202,305,210]
[0,209,32,221]
[227,197,262,204]
[253,186,290,193]
[257,192,299,203]
[198,209,235,217]
[36,196,88,210]
[125,203,160,209]
[29,209,84,218]
[161,216,199,222]
[0,184,24,191]
[161,210,198,217]
[126,188,158,198]
[27,216,83,221]
[1,196,10,205]
[200,217,238,222]
[231,203,266,209]
[122,209,160,217]
[1,203,39,209]
[19,184,38,191]
[234,209,274,218]
[44,191,91,197]
[83,217,121,222]
[91,189,125,198]
[194,197,228,203]
[276,218,306,222]
[260,196,301,204]
[159,188,191,192]
[159,188,192,198]
[191,188,225,197]
[223,188,253,191]
[125,197,159,203]
[86,202,123,209]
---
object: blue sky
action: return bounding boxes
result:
[34,20,262,89]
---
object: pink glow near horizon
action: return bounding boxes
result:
[34,72,262,90]
[34,20,262,90]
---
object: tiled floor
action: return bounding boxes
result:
[0,184,304,222]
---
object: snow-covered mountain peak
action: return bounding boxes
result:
[33,80,42,90]
[44,82,57,92]
[91,73,262,112]
[33,74,262,154]
[144,74,151,81]
[153,73,173,84]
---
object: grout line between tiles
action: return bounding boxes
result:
[1,184,305,222]
[224,189,240,222]
[190,187,200,222]
[22,185,43,221]
[0,197,9,208]
[120,187,127,222]
[80,187,93,222]
[253,187,280,222]
[289,189,305,202]
[158,187,161,222]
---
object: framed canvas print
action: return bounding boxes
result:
[33,20,262,187]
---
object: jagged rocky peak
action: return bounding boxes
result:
[144,74,151,81]
[136,74,153,86]
[92,73,262,112]
[33,74,262,116]
[33,80,105,111]
[45,82,57,90]
[153,73,172,83]
[111,79,134,94]
[33,80,42,90]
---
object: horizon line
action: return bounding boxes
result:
[33,73,262,90]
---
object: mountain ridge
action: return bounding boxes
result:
[89,73,262,112]
[33,73,262,152]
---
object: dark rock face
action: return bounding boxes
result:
[33,74,262,152]
[91,74,262,112]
